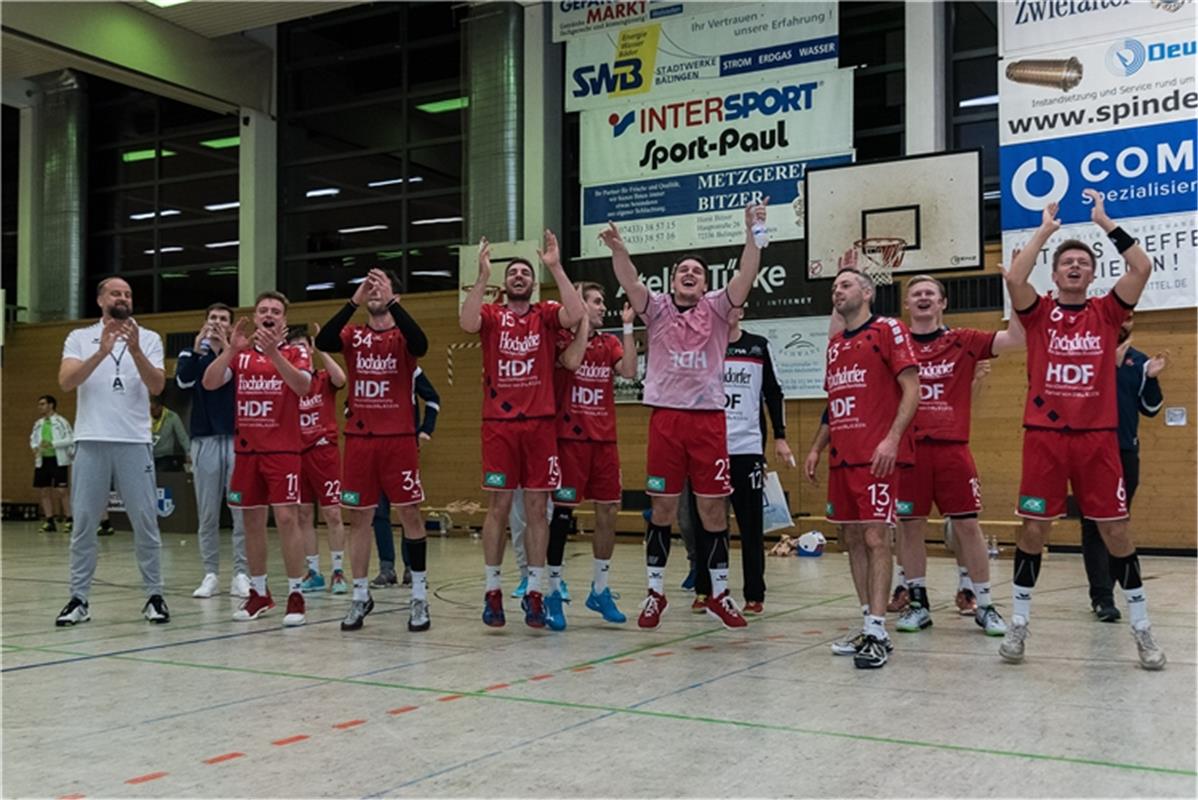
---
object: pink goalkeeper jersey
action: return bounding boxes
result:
[641,289,734,411]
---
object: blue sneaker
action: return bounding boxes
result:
[522,590,547,628]
[483,589,506,627]
[511,576,528,599]
[585,585,627,623]
[300,570,325,593]
[559,579,571,603]
[681,565,696,592]
[544,590,568,631]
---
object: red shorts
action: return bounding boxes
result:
[341,436,424,508]
[898,440,982,518]
[1018,428,1128,520]
[827,465,898,525]
[645,408,731,497]
[229,452,302,508]
[481,419,560,491]
[553,439,621,506]
[300,443,341,507]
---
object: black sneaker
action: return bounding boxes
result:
[853,635,890,669]
[401,567,413,588]
[40,519,57,533]
[143,594,170,623]
[1093,601,1121,623]
[369,569,398,589]
[56,597,90,627]
[97,522,115,536]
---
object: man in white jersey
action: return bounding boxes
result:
[598,200,768,631]
[55,277,169,626]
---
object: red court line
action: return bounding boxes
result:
[766,634,787,640]
[271,735,310,746]
[58,794,86,799]
[529,674,554,681]
[125,772,168,785]
[333,719,367,730]
[803,629,824,635]
[571,666,594,672]
[692,645,715,651]
[651,651,674,657]
[437,694,463,702]
[388,706,418,715]
[202,752,244,765]
[613,658,636,664]
[484,683,510,691]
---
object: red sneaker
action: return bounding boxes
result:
[691,594,708,614]
[283,591,306,627]
[743,601,764,615]
[232,589,275,621]
[887,585,910,613]
[522,590,547,629]
[955,588,977,616]
[705,591,747,629]
[483,589,506,627]
[637,589,668,630]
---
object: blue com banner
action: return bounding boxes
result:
[1000,118,1198,231]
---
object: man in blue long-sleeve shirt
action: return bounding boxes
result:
[1081,311,1167,622]
[175,303,249,599]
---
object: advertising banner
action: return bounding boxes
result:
[741,316,831,399]
[552,2,723,43]
[580,67,853,182]
[1000,26,1198,145]
[579,153,853,259]
[565,1,838,112]
[999,0,1194,57]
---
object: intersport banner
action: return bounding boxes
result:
[1000,0,1195,57]
[579,67,853,183]
[1000,27,1198,145]
[552,2,723,43]
[565,2,838,112]
[578,153,853,259]
[999,119,1198,311]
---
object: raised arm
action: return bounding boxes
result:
[970,359,992,407]
[598,223,649,314]
[538,230,585,329]
[59,321,118,393]
[871,367,919,478]
[460,238,492,334]
[1006,202,1060,312]
[202,318,250,390]
[559,316,590,371]
[726,199,768,308]
[311,324,347,388]
[992,292,1026,355]
[119,321,165,395]
[617,302,638,379]
[259,326,311,396]
[1086,189,1152,307]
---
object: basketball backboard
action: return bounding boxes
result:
[804,150,984,279]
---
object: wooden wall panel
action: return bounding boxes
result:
[4,286,1194,550]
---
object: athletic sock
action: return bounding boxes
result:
[485,565,502,592]
[645,522,671,592]
[908,582,929,609]
[1110,552,1150,630]
[647,566,665,594]
[866,614,887,640]
[411,571,428,601]
[958,565,973,592]
[548,506,572,583]
[331,551,344,572]
[352,577,369,602]
[974,581,992,609]
[306,554,319,573]
[288,576,303,595]
[706,528,730,597]
[894,564,907,590]
[527,566,544,595]
[861,604,870,628]
[1012,547,1041,624]
[593,558,611,593]
[548,565,564,594]
[252,575,268,596]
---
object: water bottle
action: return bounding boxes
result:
[199,337,212,354]
[987,534,999,560]
[751,221,770,249]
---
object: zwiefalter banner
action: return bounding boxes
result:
[999,0,1194,57]
[565,1,838,112]
[580,67,853,183]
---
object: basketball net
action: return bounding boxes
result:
[853,237,907,286]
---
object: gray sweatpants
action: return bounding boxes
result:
[69,441,163,600]
[190,435,247,576]
[507,488,553,578]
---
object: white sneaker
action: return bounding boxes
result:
[193,573,219,598]
[230,573,251,598]
[1132,624,1166,671]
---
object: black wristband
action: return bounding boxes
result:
[1108,226,1136,254]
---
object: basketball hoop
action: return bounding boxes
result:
[853,237,907,286]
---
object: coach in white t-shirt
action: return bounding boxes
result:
[54,277,171,627]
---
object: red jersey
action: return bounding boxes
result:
[554,329,623,443]
[479,301,563,421]
[824,315,918,468]
[340,323,417,437]
[230,344,312,454]
[910,327,996,442]
[1019,292,1129,431]
[298,370,340,449]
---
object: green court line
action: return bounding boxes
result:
[4,640,1194,778]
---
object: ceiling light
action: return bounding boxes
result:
[376,250,404,260]
[410,216,463,226]
[204,240,240,249]
[305,187,341,198]
[208,265,238,275]
[146,0,192,7]
[204,201,240,211]
[958,94,999,108]
[144,246,184,254]
[200,136,240,149]
[410,270,452,277]
[983,190,1001,200]
[129,209,181,221]
[305,282,336,291]
[161,272,189,279]
[122,148,176,163]
[347,277,368,285]
[367,176,424,187]
[416,97,469,114]
[337,225,389,234]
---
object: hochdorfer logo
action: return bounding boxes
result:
[356,352,398,372]
[239,375,284,392]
